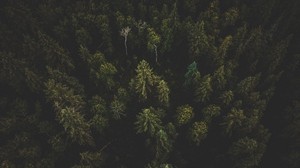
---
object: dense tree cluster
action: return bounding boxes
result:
[0,0,299,167]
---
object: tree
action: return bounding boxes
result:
[120,26,131,55]
[223,108,246,134]
[147,28,161,63]
[184,61,200,87]
[135,108,163,136]
[189,121,208,145]
[202,104,221,122]
[219,90,234,106]
[175,105,194,126]
[212,65,226,90]
[44,70,93,145]
[110,98,126,120]
[189,21,210,59]
[157,80,170,106]
[236,74,261,97]
[79,46,117,89]
[195,74,213,103]
[131,60,158,100]
[229,137,264,168]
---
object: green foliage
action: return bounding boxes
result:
[75,151,103,168]
[184,61,200,87]
[24,68,42,92]
[79,46,117,89]
[0,0,296,167]
[189,121,208,145]
[195,74,213,103]
[236,74,261,96]
[59,107,92,144]
[157,80,170,105]
[160,18,174,54]
[217,35,232,66]
[135,108,162,136]
[223,108,246,134]
[89,96,106,115]
[0,52,23,82]
[88,95,109,133]
[44,78,84,110]
[175,105,194,126]
[45,79,93,145]
[116,87,130,103]
[219,90,234,105]
[202,104,221,122]
[189,21,209,58]
[132,60,168,103]
[155,129,172,162]
[229,137,263,168]
[49,134,67,152]
[223,8,239,26]
[147,27,161,62]
[156,129,171,152]
[212,65,226,89]
[110,99,126,120]
[28,32,75,71]
[132,60,158,100]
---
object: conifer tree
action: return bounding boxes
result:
[131,60,158,100]
[157,80,170,106]
[195,74,213,103]
[135,108,162,136]
[189,121,208,145]
[175,105,194,126]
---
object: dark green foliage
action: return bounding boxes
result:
[0,0,298,167]
[135,108,163,136]
[131,60,158,100]
[175,105,194,126]
[202,104,221,122]
[219,90,234,105]
[195,74,213,103]
[229,137,264,168]
[189,121,208,145]
[157,79,170,106]
[79,46,117,89]
[184,61,200,87]
[44,72,93,145]
[223,108,246,134]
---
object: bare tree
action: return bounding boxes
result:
[120,27,131,55]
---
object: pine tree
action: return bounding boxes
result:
[229,137,264,168]
[157,80,170,106]
[131,60,158,100]
[175,105,194,126]
[44,71,93,145]
[223,108,246,135]
[202,104,221,122]
[189,121,208,145]
[195,74,213,103]
[135,108,163,136]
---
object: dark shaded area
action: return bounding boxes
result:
[0,0,299,167]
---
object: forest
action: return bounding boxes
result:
[0,0,300,167]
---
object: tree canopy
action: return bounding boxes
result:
[0,0,299,167]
